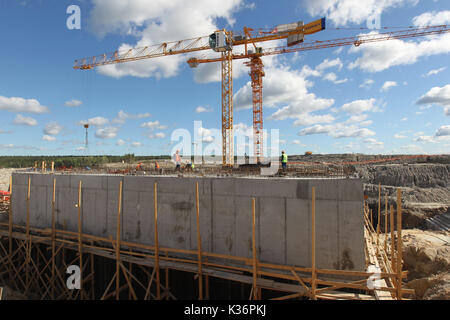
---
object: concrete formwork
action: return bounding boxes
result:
[11,172,365,271]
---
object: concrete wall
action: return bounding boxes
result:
[11,173,365,271]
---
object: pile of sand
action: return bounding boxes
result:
[402,229,450,299]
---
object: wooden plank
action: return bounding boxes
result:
[252,197,258,300]
[195,181,203,300]
[77,181,84,299]
[115,181,122,300]
[311,186,316,300]
[397,188,403,300]
[154,182,160,299]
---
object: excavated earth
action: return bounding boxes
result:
[359,161,449,299]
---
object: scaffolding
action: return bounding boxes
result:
[0,175,413,300]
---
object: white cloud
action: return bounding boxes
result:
[89,0,244,79]
[364,138,384,149]
[348,31,450,72]
[42,135,56,141]
[112,110,129,124]
[316,58,343,71]
[416,84,450,116]
[323,72,348,84]
[65,99,83,107]
[236,62,334,125]
[299,65,322,78]
[112,110,151,124]
[435,125,450,137]
[131,142,142,147]
[341,98,379,114]
[292,114,335,127]
[298,123,376,139]
[195,105,213,113]
[394,133,407,139]
[423,67,446,77]
[359,79,374,89]
[80,117,109,127]
[95,126,119,139]
[346,114,368,123]
[400,117,408,121]
[148,132,166,139]
[303,0,418,26]
[43,122,63,135]
[13,114,37,126]
[380,81,398,92]
[400,144,424,153]
[0,95,48,113]
[414,135,437,143]
[412,10,450,27]
[333,47,344,55]
[141,120,167,130]
[116,139,126,146]
[292,139,306,146]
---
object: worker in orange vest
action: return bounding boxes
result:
[173,150,181,171]
[155,161,160,170]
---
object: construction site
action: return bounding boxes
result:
[0,152,448,300]
[0,3,449,303]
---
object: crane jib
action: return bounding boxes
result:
[303,18,326,34]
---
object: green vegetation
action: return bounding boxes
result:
[0,154,170,168]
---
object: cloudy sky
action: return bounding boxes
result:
[0,0,449,156]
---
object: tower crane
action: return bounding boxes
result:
[74,21,450,166]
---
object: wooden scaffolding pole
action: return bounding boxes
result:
[396,188,403,300]
[8,176,12,256]
[377,183,381,255]
[25,176,31,295]
[51,178,56,299]
[77,181,83,299]
[390,205,395,276]
[251,197,258,300]
[154,182,161,299]
[384,193,388,254]
[8,175,13,285]
[195,182,203,300]
[311,186,316,300]
[115,181,123,300]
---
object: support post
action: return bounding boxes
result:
[370,209,373,228]
[8,175,13,283]
[390,205,395,275]
[396,188,403,300]
[154,182,160,299]
[384,193,388,254]
[77,181,83,299]
[8,176,13,256]
[165,251,170,300]
[51,178,56,299]
[251,198,258,300]
[25,176,31,295]
[195,182,203,300]
[311,186,316,300]
[377,183,381,255]
[115,181,123,300]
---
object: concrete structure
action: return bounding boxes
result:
[11,172,365,271]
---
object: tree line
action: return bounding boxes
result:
[0,154,170,168]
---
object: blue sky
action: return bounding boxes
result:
[0,0,449,156]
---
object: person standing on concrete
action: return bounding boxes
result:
[281,150,288,171]
[173,150,181,171]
